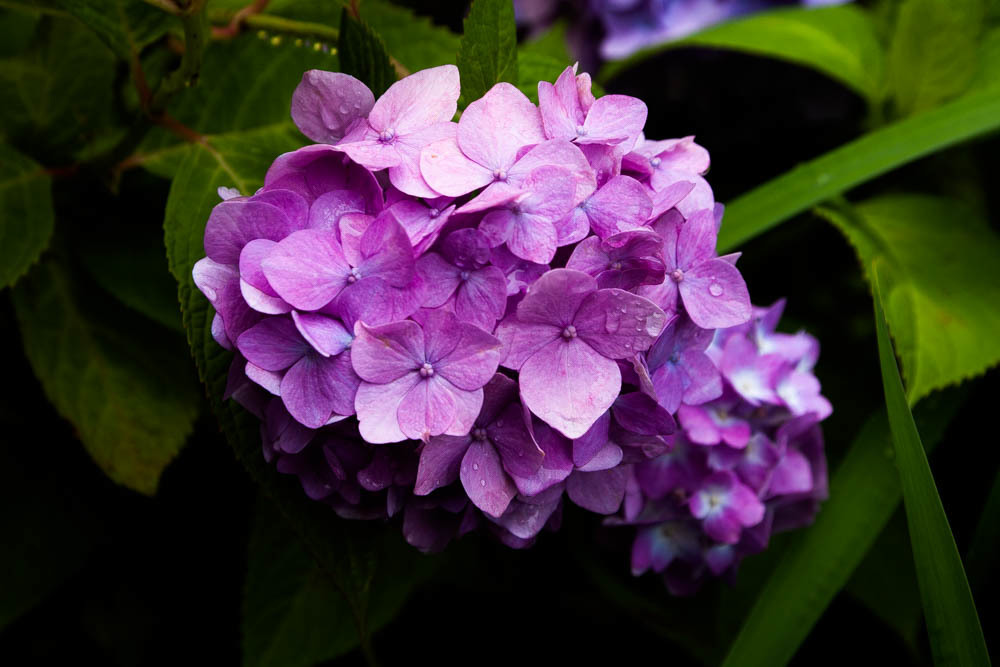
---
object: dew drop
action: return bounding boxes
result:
[472,463,479,471]
[480,479,486,487]
[338,104,349,114]
[709,282,723,297]
[604,311,621,334]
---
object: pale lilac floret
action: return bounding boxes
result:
[497,268,667,438]
[538,65,647,146]
[689,470,765,544]
[638,314,721,413]
[351,310,502,443]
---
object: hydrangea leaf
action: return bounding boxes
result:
[362,0,460,72]
[720,393,962,667]
[872,264,990,666]
[337,7,396,98]
[819,195,1000,404]
[600,5,885,104]
[0,144,53,289]
[243,498,432,667]
[52,0,174,60]
[716,85,1000,253]
[162,118,426,656]
[886,0,985,117]
[0,16,117,161]
[457,0,518,106]
[11,258,201,495]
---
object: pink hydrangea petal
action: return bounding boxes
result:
[554,207,591,246]
[488,403,544,478]
[584,176,652,238]
[355,374,420,444]
[204,199,299,265]
[358,215,415,288]
[416,253,462,307]
[577,441,624,472]
[236,317,306,371]
[507,213,558,264]
[676,208,718,269]
[368,64,460,135]
[397,375,458,440]
[419,137,495,197]
[307,190,367,231]
[516,268,597,326]
[679,259,752,329]
[337,212,371,267]
[519,337,621,439]
[767,448,814,497]
[290,70,374,143]
[495,317,561,370]
[290,311,351,357]
[280,355,344,428]
[505,139,596,206]
[458,82,544,173]
[387,121,457,197]
[336,137,402,170]
[579,94,647,145]
[261,229,351,311]
[444,385,483,436]
[565,236,608,276]
[573,288,667,359]
[430,320,502,392]
[650,180,696,218]
[454,267,508,329]
[537,80,576,141]
[461,440,517,518]
[573,410,610,468]
[240,280,292,315]
[350,320,423,384]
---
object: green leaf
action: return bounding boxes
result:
[337,7,395,98]
[600,5,885,104]
[886,0,985,116]
[0,16,117,160]
[457,0,518,105]
[0,144,53,289]
[11,257,201,495]
[818,195,1000,403]
[362,0,460,72]
[872,264,991,667]
[716,86,1000,253]
[52,0,174,60]
[720,394,961,667]
[516,49,567,103]
[243,499,430,667]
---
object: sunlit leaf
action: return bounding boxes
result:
[457,0,518,106]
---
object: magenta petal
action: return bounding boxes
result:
[414,435,470,495]
[350,320,423,383]
[397,375,458,440]
[507,214,558,264]
[419,137,494,197]
[613,392,676,436]
[416,253,461,307]
[506,140,596,206]
[577,441,623,472]
[291,311,351,357]
[461,440,517,518]
[520,338,621,439]
[573,411,610,468]
[388,122,457,198]
[307,190,367,231]
[495,317,561,370]
[579,94,646,145]
[767,448,813,496]
[236,318,306,371]
[565,235,608,276]
[567,467,628,514]
[432,323,502,391]
[458,82,544,173]
[454,268,508,329]
[337,138,401,171]
[679,259,752,329]
[369,64,460,135]
[280,355,341,428]
[355,373,419,443]
[583,176,652,238]
[516,268,596,326]
[261,229,351,311]
[676,208,718,268]
[488,403,544,478]
[358,215,416,287]
[204,199,299,265]
[291,70,374,143]
[573,289,667,358]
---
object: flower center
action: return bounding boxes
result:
[419,362,435,378]
[650,156,662,168]
[610,261,623,271]
[378,128,396,143]
[473,427,488,441]
[459,270,470,281]
[670,268,684,283]
[493,169,507,181]
[561,325,577,340]
[347,267,362,283]
[576,124,587,136]
[428,207,440,218]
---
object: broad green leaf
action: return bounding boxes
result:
[0,16,116,160]
[243,499,431,667]
[886,0,985,116]
[516,49,567,103]
[12,257,201,495]
[0,144,53,289]
[362,0,460,72]
[872,265,991,667]
[52,0,174,60]
[716,87,1000,253]
[457,0,518,105]
[720,394,961,667]
[337,7,395,98]
[599,5,885,104]
[77,221,184,332]
[818,195,1000,403]
[0,7,41,56]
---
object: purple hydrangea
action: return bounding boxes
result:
[193,63,830,592]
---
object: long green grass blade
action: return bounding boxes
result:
[717,88,1000,253]
[873,265,991,667]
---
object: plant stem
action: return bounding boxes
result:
[151,1,209,113]
[208,8,340,43]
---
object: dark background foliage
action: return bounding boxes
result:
[1,0,998,664]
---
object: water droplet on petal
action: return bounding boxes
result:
[472,463,479,471]
[480,479,486,487]
[709,282,723,297]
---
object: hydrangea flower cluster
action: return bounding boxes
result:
[193,63,831,588]
[618,299,831,593]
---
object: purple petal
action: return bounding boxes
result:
[291,70,374,143]
[676,208,718,269]
[579,94,646,145]
[355,373,420,443]
[516,268,597,326]
[358,214,416,287]
[505,139,596,206]
[414,435,470,495]
[369,64,459,135]
[416,253,461,307]
[307,190,367,231]
[573,411,610,468]
[680,259,752,329]
[454,267,508,329]
[567,467,628,514]
[495,317,561,370]
[291,311,351,357]
[350,320,423,383]
[461,440,517,517]
[612,392,676,436]
[205,199,301,265]
[419,136,494,197]
[488,402,545,478]
[458,82,544,174]
[388,122,458,198]
[236,317,306,371]
[262,229,351,311]
[519,337,621,439]
[583,176,652,238]
[573,288,667,358]
[280,354,344,428]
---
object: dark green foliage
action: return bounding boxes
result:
[457,0,518,105]
[338,7,396,98]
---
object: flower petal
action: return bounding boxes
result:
[461,440,517,517]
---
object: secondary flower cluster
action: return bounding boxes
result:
[193,63,830,589]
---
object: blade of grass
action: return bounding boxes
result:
[717,88,1000,253]
[872,263,991,666]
